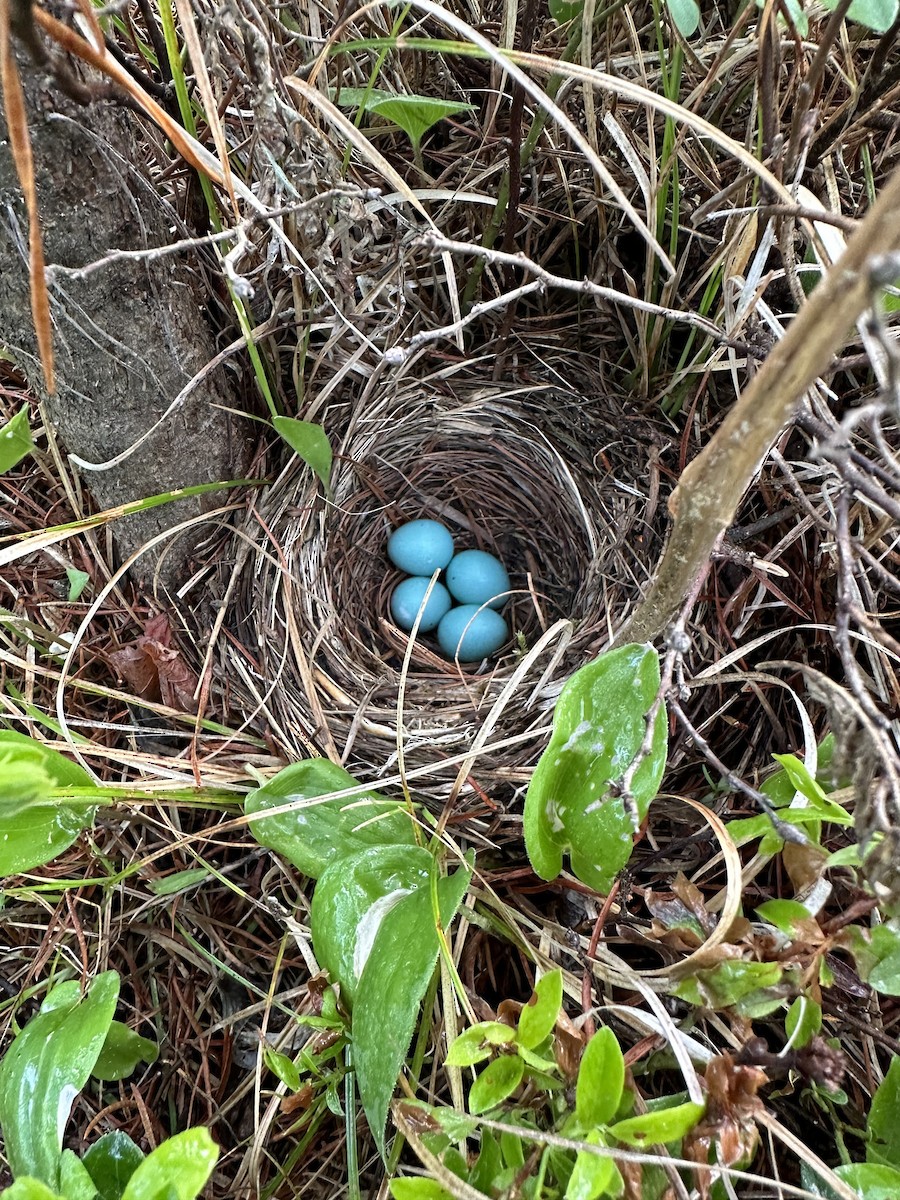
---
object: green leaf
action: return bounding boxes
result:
[445,1021,517,1067]
[666,0,700,36]
[524,644,667,892]
[834,1162,900,1198]
[0,972,119,1189]
[312,844,434,1007]
[565,1131,620,1200]
[771,755,852,824]
[244,759,418,881]
[263,1047,302,1091]
[785,996,822,1049]
[0,730,97,876]
[82,1132,145,1200]
[390,1181,455,1200]
[0,406,34,474]
[576,1027,625,1129]
[92,1022,158,1081]
[468,1055,525,1115]
[548,0,583,22]
[517,969,562,1051]
[272,417,333,497]
[608,1101,704,1147]
[756,899,815,936]
[146,867,211,896]
[0,1182,67,1200]
[859,925,900,995]
[469,1132,504,1194]
[672,961,783,1010]
[825,0,898,32]
[119,1129,218,1200]
[354,864,472,1156]
[868,1056,900,1168]
[59,1149,99,1200]
[65,568,90,603]
[333,88,475,153]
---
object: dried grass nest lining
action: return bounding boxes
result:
[232,379,659,791]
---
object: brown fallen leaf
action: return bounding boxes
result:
[108,611,199,714]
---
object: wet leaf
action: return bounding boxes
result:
[0,972,119,1189]
[312,844,433,1006]
[0,730,97,876]
[834,1161,900,1198]
[91,1021,158,1081]
[264,1047,302,1092]
[245,759,418,880]
[119,1128,218,1200]
[81,1131,144,1200]
[353,864,471,1156]
[0,406,34,474]
[524,644,666,892]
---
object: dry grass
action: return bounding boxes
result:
[2,0,900,1197]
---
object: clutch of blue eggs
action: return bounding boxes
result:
[387,519,511,663]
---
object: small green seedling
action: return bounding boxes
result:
[394,969,704,1198]
[334,88,475,172]
[0,971,217,1200]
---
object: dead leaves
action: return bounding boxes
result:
[108,612,199,713]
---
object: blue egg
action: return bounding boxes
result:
[387,520,454,575]
[437,605,509,661]
[445,550,510,610]
[390,577,452,633]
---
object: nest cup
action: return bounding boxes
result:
[227,374,660,799]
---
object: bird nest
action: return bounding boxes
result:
[222,368,666,802]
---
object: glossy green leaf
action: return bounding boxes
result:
[771,755,852,825]
[834,1161,900,1198]
[0,730,97,876]
[245,759,417,880]
[353,864,472,1156]
[92,1022,158,1081]
[0,1181,66,1200]
[390,1181,455,1200]
[565,1131,620,1200]
[863,926,900,996]
[468,1055,525,1115]
[313,844,433,1007]
[756,899,814,936]
[868,1056,900,1168]
[0,972,119,1189]
[826,0,898,32]
[608,1101,704,1147]
[672,960,782,1010]
[0,407,34,474]
[524,644,666,892]
[445,1021,517,1067]
[58,1150,99,1200]
[119,1128,218,1200]
[576,1027,625,1129]
[273,417,332,497]
[263,1047,302,1091]
[785,996,822,1049]
[82,1132,145,1200]
[666,0,700,35]
[517,969,562,1051]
